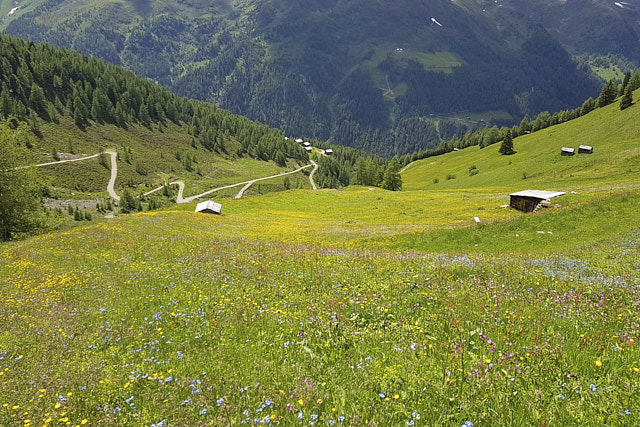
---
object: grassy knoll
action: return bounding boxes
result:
[402,90,640,193]
[0,210,638,425]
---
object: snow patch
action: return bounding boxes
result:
[614,2,625,8]
[8,6,20,15]
[431,17,443,27]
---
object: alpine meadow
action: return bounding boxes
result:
[1,2,640,427]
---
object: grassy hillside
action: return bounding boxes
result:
[1,84,640,426]
[401,89,640,193]
[26,117,310,202]
[0,203,637,426]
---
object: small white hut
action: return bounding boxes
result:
[195,200,222,215]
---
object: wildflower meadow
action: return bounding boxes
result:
[0,211,638,426]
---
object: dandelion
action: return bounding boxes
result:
[595,360,602,367]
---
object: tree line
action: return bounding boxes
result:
[399,71,640,166]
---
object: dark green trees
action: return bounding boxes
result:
[0,119,45,240]
[382,157,402,191]
[620,85,633,110]
[498,129,515,155]
[597,80,618,107]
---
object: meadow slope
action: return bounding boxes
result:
[1,89,639,426]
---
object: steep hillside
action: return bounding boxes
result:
[401,88,640,193]
[1,0,603,155]
[0,34,384,239]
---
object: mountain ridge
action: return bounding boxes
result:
[1,0,613,156]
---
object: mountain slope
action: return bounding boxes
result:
[1,0,604,156]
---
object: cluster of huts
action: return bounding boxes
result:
[290,138,333,155]
[561,145,593,156]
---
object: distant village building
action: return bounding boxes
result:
[324,149,333,155]
[195,200,222,215]
[509,190,565,213]
[561,147,575,156]
[302,142,311,147]
[304,146,313,152]
[578,145,593,154]
[295,138,303,144]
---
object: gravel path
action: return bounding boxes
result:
[30,151,317,204]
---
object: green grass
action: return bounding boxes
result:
[2,69,640,427]
[359,46,463,98]
[25,117,303,203]
[402,91,640,193]
[0,210,638,425]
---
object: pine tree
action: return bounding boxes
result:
[381,157,402,191]
[620,71,632,96]
[29,83,46,114]
[620,84,633,110]
[597,80,618,107]
[119,189,137,213]
[73,97,88,126]
[631,71,640,92]
[498,129,515,155]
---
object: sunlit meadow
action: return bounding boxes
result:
[0,210,638,426]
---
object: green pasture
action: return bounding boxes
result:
[0,208,638,426]
[402,92,640,193]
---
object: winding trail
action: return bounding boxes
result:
[234,163,314,199]
[105,151,119,202]
[28,150,317,204]
[308,160,318,190]
[18,153,101,169]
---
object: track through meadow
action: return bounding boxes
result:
[31,151,317,203]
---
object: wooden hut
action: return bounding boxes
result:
[509,190,565,213]
[195,200,222,215]
[324,149,334,155]
[561,147,575,156]
[578,145,593,154]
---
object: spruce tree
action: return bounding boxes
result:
[382,157,402,191]
[620,71,632,96]
[581,97,595,116]
[620,84,633,110]
[597,80,618,107]
[498,129,515,155]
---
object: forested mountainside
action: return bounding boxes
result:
[503,0,640,64]
[0,0,612,157]
[0,33,385,191]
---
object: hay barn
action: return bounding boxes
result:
[195,200,222,215]
[578,145,593,154]
[509,190,565,213]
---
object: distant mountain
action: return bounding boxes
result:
[2,0,625,156]
[502,0,640,62]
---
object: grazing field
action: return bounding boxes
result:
[0,209,638,426]
[1,87,639,426]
